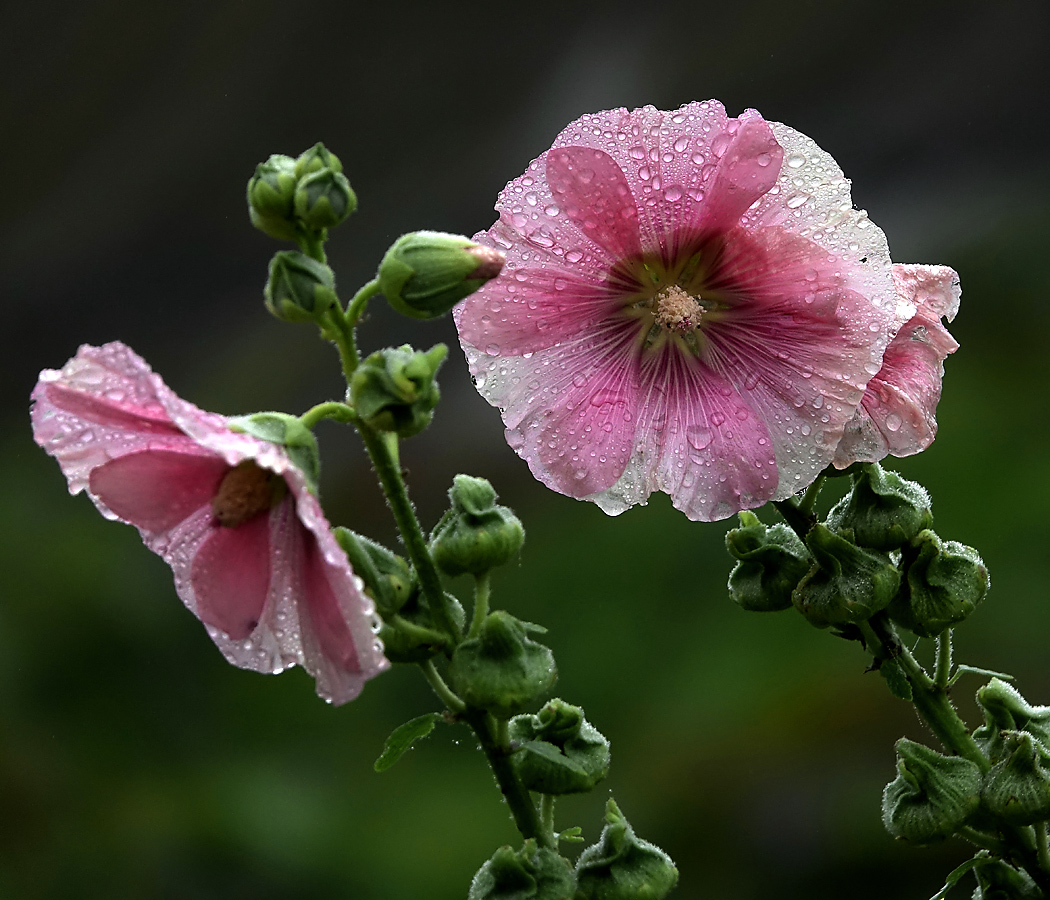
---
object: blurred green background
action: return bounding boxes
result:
[2,0,1049,897]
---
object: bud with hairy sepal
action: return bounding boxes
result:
[264,251,338,325]
[294,168,357,231]
[888,530,989,638]
[227,412,321,494]
[575,799,678,900]
[882,738,982,843]
[350,344,446,438]
[378,231,506,320]
[247,154,300,241]
[448,611,556,718]
[725,510,811,612]
[981,731,1050,825]
[974,679,1050,763]
[377,588,465,664]
[971,856,1042,900]
[469,841,575,900]
[826,463,933,551]
[508,699,610,795]
[294,142,343,180]
[791,524,901,628]
[430,475,524,577]
[333,528,416,618]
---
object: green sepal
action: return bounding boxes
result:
[889,530,989,638]
[469,841,576,900]
[508,699,610,795]
[350,344,447,438]
[430,475,525,577]
[228,412,321,494]
[448,611,556,718]
[294,142,343,180]
[826,463,933,551]
[981,731,1050,825]
[374,713,443,772]
[333,528,416,618]
[881,738,982,844]
[725,510,811,612]
[574,799,678,900]
[378,231,505,320]
[791,524,901,627]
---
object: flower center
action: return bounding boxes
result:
[212,461,286,528]
[653,285,703,333]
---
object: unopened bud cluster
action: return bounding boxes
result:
[726,463,989,638]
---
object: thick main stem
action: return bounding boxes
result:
[355,422,461,642]
[466,709,549,849]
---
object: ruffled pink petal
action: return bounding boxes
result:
[834,264,960,467]
[88,449,229,534]
[609,347,778,522]
[190,512,272,640]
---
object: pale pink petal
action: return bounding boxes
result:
[190,512,272,640]
[88,449,229,534]
[834,264,960,466]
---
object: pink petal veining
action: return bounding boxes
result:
[456,102,934,521]
[31,342,388,704]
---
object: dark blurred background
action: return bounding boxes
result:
[2,0,1049,897]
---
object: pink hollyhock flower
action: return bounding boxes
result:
[31,342,388,705]
[455,101,944,521]
[833,264,960,468]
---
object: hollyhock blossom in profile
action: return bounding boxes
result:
[31,342,388,705]
[833,263,960,468]
[455,101,942,521]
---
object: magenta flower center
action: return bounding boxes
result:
[211,461,286,528]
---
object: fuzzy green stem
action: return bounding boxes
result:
[465,709,549,849]
[1038,824,1050,874]
[355,420,461,643]
[421,660,466,714]
[299,231,327,263]
[392,614,449,650]
[540,794,557,844]
[324,305,359,380]
[469,572,492,639]
[300,401,354,429]
[861,616,987,772]
[934,630,953,690]
[345,279,383,329]
[957,826,1004,853]
[772,497,815,539]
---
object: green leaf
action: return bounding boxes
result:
[374,713,442,772]
[880,656,914,701]
[927,853,985,900]
[948,664,1015,687]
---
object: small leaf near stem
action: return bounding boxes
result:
[375,713,443,772]
[470,571,492,639]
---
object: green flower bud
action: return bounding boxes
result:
[294,168,357,230]
[430,475,525,577]
[227,411,321,494]
[448,611,556,718]
[377,589,465,664]
[264,251,338,325]
[575,799,678,900]
[333,528,416,618]
[881,738,982,843]
[725,510,811,612]
[825,463,933,551]
[791,524,901,628]
[888,530,989,638]
[378,231,505,320]
[293,141,343,180]
[350,344,447,438]
[508,699,610,795]
[981,732,1050,825]
[247,154,300,241]
[469,841,576,900]
[971,857,1042,900]
[974,679,1050,763]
